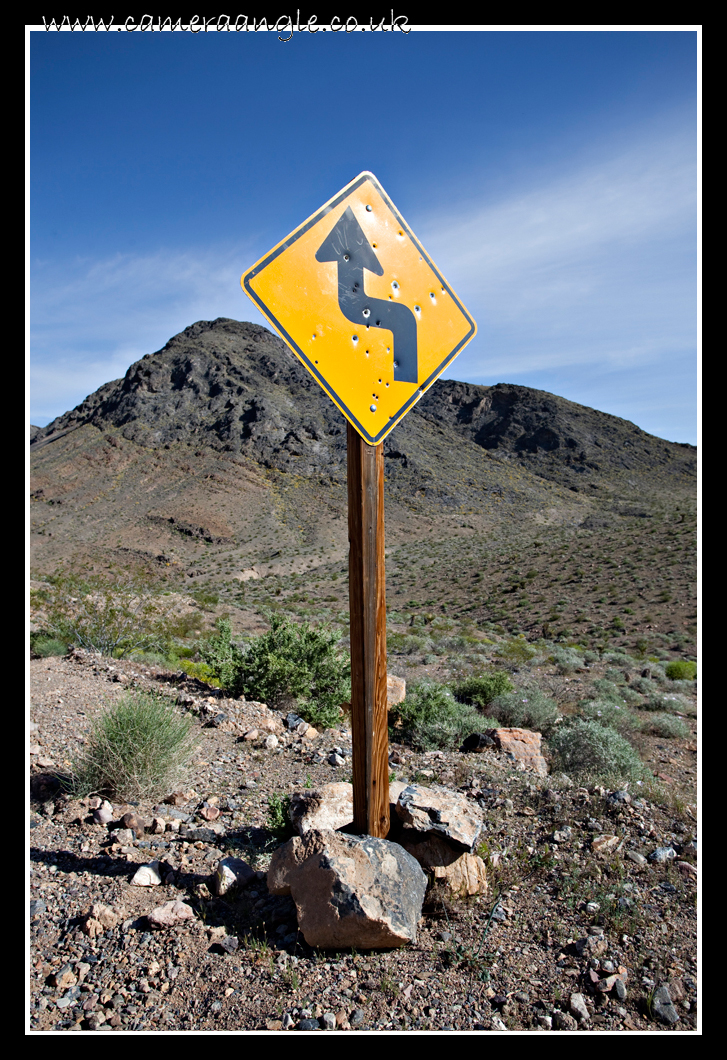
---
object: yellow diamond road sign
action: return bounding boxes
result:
[241,171,477,446]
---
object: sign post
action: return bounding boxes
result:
[242,172,476,836]
[347,422,389,836]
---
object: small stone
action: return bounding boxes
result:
[265,734,279,750]
[30,899,47,917]
[649,846,677,863]
[491,1015,507,1030]
[553,1010,578,1030]
[350,1009,365,1025]
[298,1018,320,1030]
[322,1011,336,1030]
[553,827,572,844]
[199,805,220,822]
[147,900,195,929]
[282,1012,295,1029]
[626,849,647,865]
[613,978,627,1001]
[592,834,620,856]
[676,861,697,879]
[569,993,590,1023]
[52,964,77,990]
[212,856,254,896]
[243,729,259,742]
[328,753,344,766]
[120,812,146,836]
[651,984,680,1025]
[93,800,114,825]
[131,862,162,887]
[265,1020,283,1031]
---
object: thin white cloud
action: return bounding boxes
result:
[30,244,268,424]
[420,130,696,381]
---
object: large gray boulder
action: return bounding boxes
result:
[267,830,427,949]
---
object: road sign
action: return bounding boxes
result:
[242,171,477,445]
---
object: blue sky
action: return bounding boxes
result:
[28,26,698,443]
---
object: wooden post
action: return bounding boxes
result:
[347,421,389,838]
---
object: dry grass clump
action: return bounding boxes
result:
[69,691,198,801]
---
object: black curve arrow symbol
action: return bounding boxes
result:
[315,206,418,384]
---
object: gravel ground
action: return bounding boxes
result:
[28,651,698,1033]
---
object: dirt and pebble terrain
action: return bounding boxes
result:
[29,317,698,1033]
[29,649,697,1034]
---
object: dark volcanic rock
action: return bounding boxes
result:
[31,318,695,495]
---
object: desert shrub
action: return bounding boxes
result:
[68,691,198,800]
[604,667,627,685]
[487,687,560,735]
[201,614,350,729]
[587,678,625,703]
[548,719,648,782]
[580,699,639,734]
[630,676,658,695]
[620,685,645,706]
[453,671,514,708]
[497,637,537,664]
[639,712,690,739]
[604,651,637,668]
[390,680,488,751]
[642,692,691,714]
[199,618,244,689]
[30,633,69,657]
[583,651,600,665]
[387,632,431,655]
[178,659,221,687]
[37,570,175,659]
[549,647,583,674]
[665,660,697,681]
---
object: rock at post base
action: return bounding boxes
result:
[267,830,427,949]
[289,783,354,835]
[400,833,488,896]
[395,783,484,851]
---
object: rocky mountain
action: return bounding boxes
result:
[30,318,696,579]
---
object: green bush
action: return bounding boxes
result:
[587,678,626,703]
[487,687,560,735]
[642,693,691,714]
[30,633,69,657]
[639,712,690,739]
[37,570,175,659]
[68,691,198,800]
[580,699,639,734]
[548,719,648,783]
[497,637,537,664]
[390,680,489,751]
[453,671,514,708]
[201,615,350,729]
[178,659,221,687]
[549,647,583,674]
[665,660,697,681]
[630,676,658,695]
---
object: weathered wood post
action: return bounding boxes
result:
[347,422,389,837]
